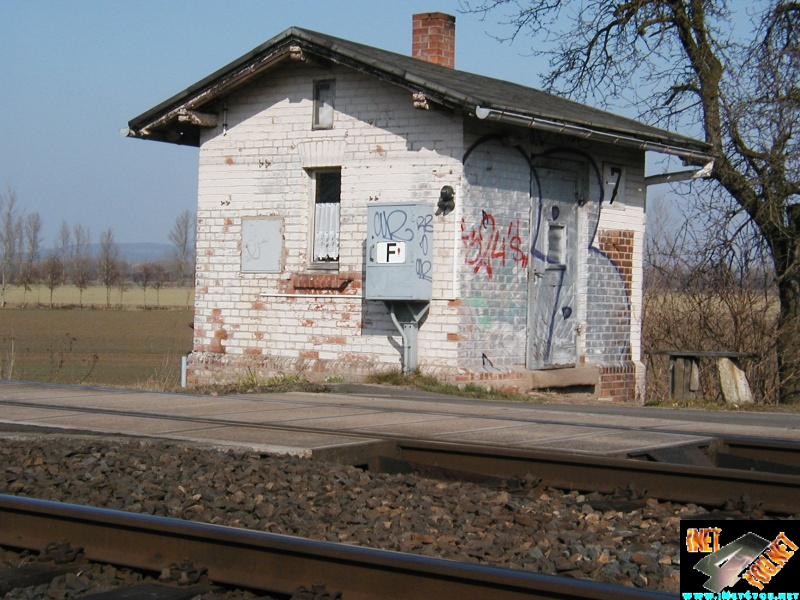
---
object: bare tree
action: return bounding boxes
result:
[150,262,168,307]
[71,225,93,308]
[169,210,195,286]
[465,1,800,402]
[0,186,23,307]
[97,228,120,308]
[133,262,155,307]
[18,212,42,304]
[57,221,73,281]
[42,253,64,308]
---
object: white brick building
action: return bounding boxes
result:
[127,13,711,401]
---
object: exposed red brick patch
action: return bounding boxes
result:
[598,229,635,297]
[339,353,373,362]
[598,365,637,402]
[244,348,262,356]
[291,274,352,292]
[299,350,319,359]
[446,333,465,341]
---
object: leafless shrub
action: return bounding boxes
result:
[643,199,782,404]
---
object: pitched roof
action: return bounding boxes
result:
[126,27,711,161]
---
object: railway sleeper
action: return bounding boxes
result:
[0,562,83,596]
[0,540,85,595]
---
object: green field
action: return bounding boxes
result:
[1,308,194,388]
[3,284,194,309]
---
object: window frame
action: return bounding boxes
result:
[312,79,335,130]
[308,167,342,270]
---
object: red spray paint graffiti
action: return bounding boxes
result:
[461,211,529,278]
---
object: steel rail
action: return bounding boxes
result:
[712,436,800,469]
[0,494,671,600]
[389,440,800,514]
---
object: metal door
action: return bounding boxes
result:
[527,168,579,368]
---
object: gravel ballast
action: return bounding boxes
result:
[0,435,786,594]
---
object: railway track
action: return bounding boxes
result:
[1,394,798,514]
[2,399,798,515]
[377,438,800,515]
[2,390,798,597]
[0,494,672,600]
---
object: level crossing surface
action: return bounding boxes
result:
[1,381,799,458]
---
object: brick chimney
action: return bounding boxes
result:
[412,12,456,69]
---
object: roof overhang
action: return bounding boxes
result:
[474,106,713,166]
[124,27,713,166]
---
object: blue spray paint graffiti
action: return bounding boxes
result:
[416,213,433,282]
[461,138,633,367]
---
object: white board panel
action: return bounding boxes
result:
[241,218,283,273]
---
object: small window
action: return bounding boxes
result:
[547,223,566,267]
[311,169,341,265]
[313,80,335,129]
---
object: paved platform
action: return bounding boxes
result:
[1,381,799,458]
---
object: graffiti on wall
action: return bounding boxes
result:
[371,206,433,283]
[460,210,529,279]
[460,135,633,369]
[416,212,433,282]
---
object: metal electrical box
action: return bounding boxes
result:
[365,203,434,301]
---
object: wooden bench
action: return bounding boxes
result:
[648,350,756,402]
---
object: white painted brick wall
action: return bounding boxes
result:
[193,63,464,372]
[189,61,648,395]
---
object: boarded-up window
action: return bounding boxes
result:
[313,80,335,129]
[312,169,341,264]
[242,218,283,273]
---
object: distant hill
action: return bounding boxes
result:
[112,243,173,262]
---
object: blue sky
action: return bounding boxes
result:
[0,0,674,246]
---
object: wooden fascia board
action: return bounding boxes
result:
[128,42,295,140]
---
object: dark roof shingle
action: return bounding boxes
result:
[127,26,710,158]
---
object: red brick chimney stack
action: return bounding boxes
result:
[412,12,456,69]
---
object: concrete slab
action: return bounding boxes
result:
[0,406,77,421]
[534,431,711,455]
[167,426,370,456]
[273,392,531,417]
[0,385,130,402]
[283,411,452,430]
[10,413,224,436]
[439,424,607,446]
[650,421,800,442]
[354,416,510,436]
[165,401,306,417]
[4,381,800,459]
[213,406,384,424]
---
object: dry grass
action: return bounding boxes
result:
[1,308,194,388]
